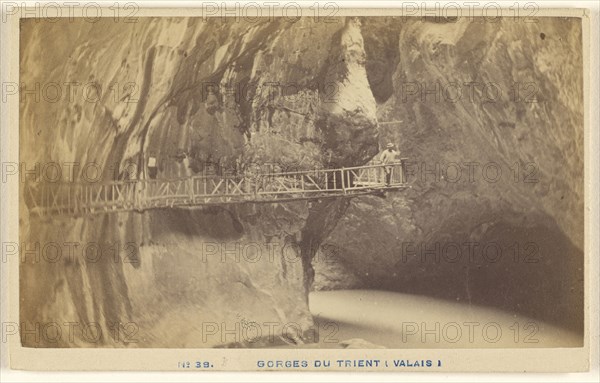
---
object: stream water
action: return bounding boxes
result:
[307,290,582,348]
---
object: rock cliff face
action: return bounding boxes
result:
[314,17,584,332]
[19,16,584,347]
[20,17,379,347]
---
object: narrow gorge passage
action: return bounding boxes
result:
[18,15,583,350]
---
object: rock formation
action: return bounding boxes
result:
[19,15,584,347]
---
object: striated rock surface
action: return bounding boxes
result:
[314,17,584,332]
[20,17,378,347]
[19,16,584,347]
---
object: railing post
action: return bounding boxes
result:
[187,177,194,204]
[401,159,406,184]
[102,184,107,211]
[139,180,147,211]
[340,168,346,194]
[132,181,138,211]
[38,184,45,218]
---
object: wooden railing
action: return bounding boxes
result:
[24,161,408,217]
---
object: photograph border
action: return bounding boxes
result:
[1,2,598,375]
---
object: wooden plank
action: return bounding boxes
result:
[304,174,322,191]
[210,179,224,195]
[50,185,60,210]
[228,178,245,195]
[27,163,408,217]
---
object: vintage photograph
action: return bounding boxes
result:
[5,4,594,373]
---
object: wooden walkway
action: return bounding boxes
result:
[25,161,408,217]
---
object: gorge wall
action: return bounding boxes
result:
[315,16,584,333]
[19,15,584,347]
[20,16,379,347]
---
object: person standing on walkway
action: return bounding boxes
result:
[380,143,399,186]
